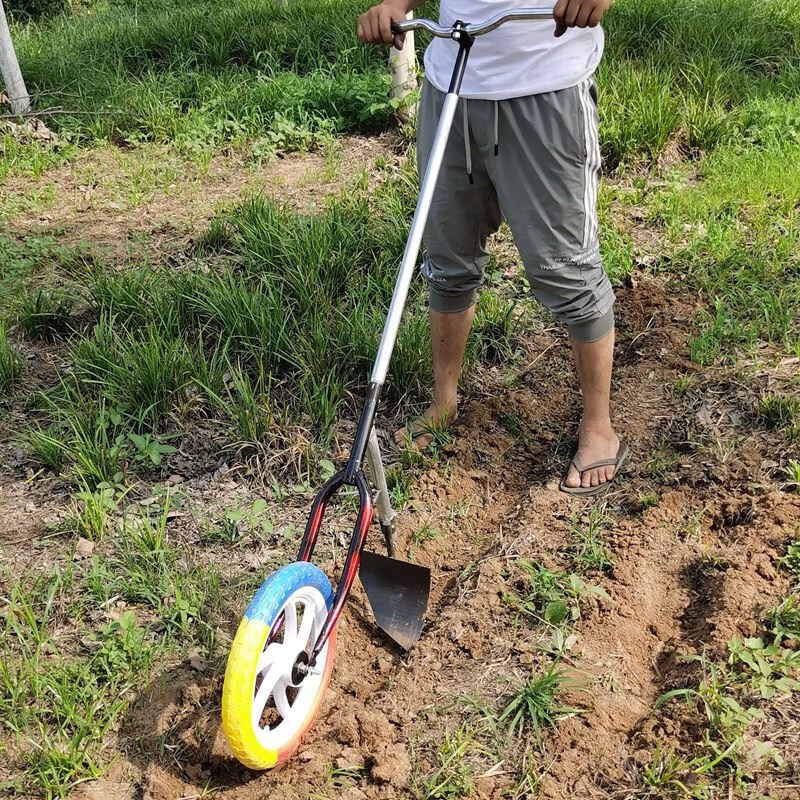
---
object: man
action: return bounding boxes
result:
[357,0,626,496]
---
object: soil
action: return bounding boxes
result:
[2,141,799,800]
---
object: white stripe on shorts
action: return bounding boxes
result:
[579,79,600,250]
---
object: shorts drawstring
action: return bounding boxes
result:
[462,99,500,182]
[494,101,499,156]
[463,99,473,184]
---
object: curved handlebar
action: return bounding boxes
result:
[391,8,554,38]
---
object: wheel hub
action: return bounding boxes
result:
[290,651,309,686]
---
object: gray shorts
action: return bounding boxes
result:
[417,80,615,342]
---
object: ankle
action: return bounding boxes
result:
[579,419,616,439]
[431,393,458,418]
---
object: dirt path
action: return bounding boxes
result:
[58,281,797,800]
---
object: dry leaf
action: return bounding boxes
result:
[696,405,714,428]
[74,537,95,560]
[188,650,206,672]
[184,763,210,782]
[477,762,506,779]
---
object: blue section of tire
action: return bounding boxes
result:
[244,562,335,625]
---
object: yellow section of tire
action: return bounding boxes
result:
[221,617,279,770]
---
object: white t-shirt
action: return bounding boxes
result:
[423,1,604,100]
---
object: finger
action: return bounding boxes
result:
[393,32,406,50]
[553,0,569,36]
[380,10,393,45]
[564,0,581,27]
[587,6,604,26]
[357,21,366,43]
[369,16,382,44]
[575,3,593,27]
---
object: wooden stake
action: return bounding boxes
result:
[388,11,417,121]
[0,0,30,115]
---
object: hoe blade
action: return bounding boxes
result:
[359,551,430,650]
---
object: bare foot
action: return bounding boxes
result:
[564,425,621,489]
[394,400,458,451]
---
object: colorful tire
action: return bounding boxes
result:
[222,562,337,769]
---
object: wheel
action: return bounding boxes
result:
[222,562,337,769]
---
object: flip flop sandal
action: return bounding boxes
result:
[559,440,630,497]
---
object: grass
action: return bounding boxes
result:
[420,725,476,800]
[13,0,405,157]
[17,288,75,340]
[756,394,800,429]
[0,322,23,392]
[498,662,583,745]
[19,424,68,473]
[0,567,161,798]
[568,505,614,573]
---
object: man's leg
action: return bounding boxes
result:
[394,306,475,447]
[396,86,501,449]
[564,329,619,488]
[485,81,622,489]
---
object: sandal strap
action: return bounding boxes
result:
[571,455,620,473]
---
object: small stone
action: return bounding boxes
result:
[335,747,364,770]
[753,553,776,580]
[341,789,367,800]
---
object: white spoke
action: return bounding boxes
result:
[252,663,283,728]
[296,604,315,648]
[283,601,299,645]
[256,642,284,675]
[273,683,292,720]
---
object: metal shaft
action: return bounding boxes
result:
[370,90,461,385]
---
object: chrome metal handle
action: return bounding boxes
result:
[391,7,555,38]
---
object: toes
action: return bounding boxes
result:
[565,465,581,488]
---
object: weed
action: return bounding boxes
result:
[0,569,159,798]
[568,504,614,572]
[19,424,67,473]
[67,481,124,541]
[674,374,696,396]
[499,662,583,744]
[778,540,800,574]
[0,322,22,391]
[646,441,680,480]
[87,498,220,646]
[127,432,178,468]
[727,636,800,698]
[782,459,800,490]
[756,394,800,429]
[386,465,415,510]
[17,289,75,340]
[508,561,609,626]
[413,522,441,546]
[767,594,800,642]
[468,291,518,366]
[203,499,274,545]
[639,490,660,510]
[641,744,695,794]
[421,725,476,800]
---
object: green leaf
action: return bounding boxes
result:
[252,499,268,516]
[588,585,610,601]
[544,600,568,625]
